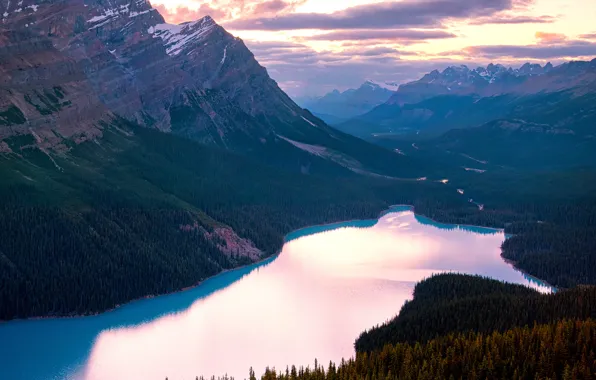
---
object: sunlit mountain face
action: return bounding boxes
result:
[149,0,596,97]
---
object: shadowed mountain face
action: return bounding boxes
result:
[296,81,398,123]
[1,0,422,177]
[0,0,299,139]
[384,61,596,106]
[338,60,596,140]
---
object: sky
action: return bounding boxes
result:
[149,0,596,97]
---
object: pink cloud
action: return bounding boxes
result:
[153,3,229,24]
[579,33,596,40]
[468,14,556,25]
[152,0,305,24]
[253,0,302,15]
[535,31,568,43]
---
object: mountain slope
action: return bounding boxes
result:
[0,0,422,178]
[338,60,596,139]
[297,81,396,122]
[0,0,461,320]
[0,115,474,320]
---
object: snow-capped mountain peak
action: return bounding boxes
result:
[416,62,555,90]
[149,16,217,56]
[364,80,400,92]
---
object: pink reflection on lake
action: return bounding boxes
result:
[78,209,550,380]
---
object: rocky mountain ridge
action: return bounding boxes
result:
[334,57,596,140]
[2,0,426,180]
[387,60,596,105]
[0,0,324,153]
[297,80,397,123]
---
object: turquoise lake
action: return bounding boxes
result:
[0,206,551,380]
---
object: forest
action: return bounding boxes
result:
[176,275,596,380]
[179,319,596,380]
[1,118,596,320]
[0,121,469,320]
[355,274,596,352]
[252,319,596,380]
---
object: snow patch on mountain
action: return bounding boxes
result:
[149,16,216,56]
[301,116,318,128]
[365,80,400,92]
[417,62,554,90]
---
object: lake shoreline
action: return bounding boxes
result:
[0,204,538,324]
[0,253,279,324]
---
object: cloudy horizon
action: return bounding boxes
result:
[149,0,596,97]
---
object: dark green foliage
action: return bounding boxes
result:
[2,120,462,320]
[0,104,26,126]
[253,319,596,380]
[53,86,65,99]
[1,103,595,320]
[3,134,36,149]
[73,15,87,34]
[24,89,71,116]
[355,274,596,352]
[427,121,596,170]
[503,221,596,288]
[0,205,234,319]
[338,94,518,138]
[341,89,596,141]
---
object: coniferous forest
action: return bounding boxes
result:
[355,274,596,352]
[2,5,596,379]
[1,121,596,320]
[181,275,596,380]
[252,320,596,380]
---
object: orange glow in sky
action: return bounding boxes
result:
[149,0,596,95]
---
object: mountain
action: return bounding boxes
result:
[296,80,398,123]
[337,60,596,138]
[0,0,422,179]
[0,0,461,320]
[386,62,554,106]
[1,0,595,326]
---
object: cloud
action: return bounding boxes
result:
[305,29,457,41]
[356,47,400,56]
[535,31,568,43]
[269,58,471,97]
[252,0,303,15]
[152,3,228,24]
[151,0,307,24]
[243,38,454,97]
[468,14,556,25]
[225,0,518,30]
[462,41,596,59]
[579,33,596,40]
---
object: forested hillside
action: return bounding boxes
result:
[0,118,470,320]
[356,274,596,352]
[205,275,595,380]
[2,116,596,319]
[251,319,596,380]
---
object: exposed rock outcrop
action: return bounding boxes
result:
[0,0,317,151]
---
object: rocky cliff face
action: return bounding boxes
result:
[0,0,313,152]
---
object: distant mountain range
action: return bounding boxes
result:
[336,60,596,139]
[385,62,559,106]
[295,80,399,124]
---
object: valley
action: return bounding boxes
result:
[0,0,595,379]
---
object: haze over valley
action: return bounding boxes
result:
[0,1,595,379]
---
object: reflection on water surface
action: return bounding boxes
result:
[0,206,551,380]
